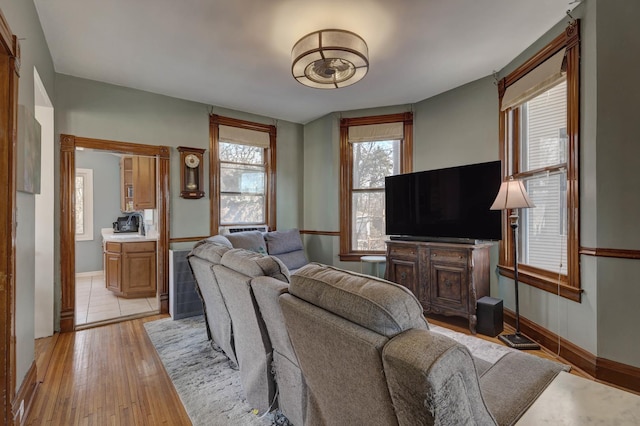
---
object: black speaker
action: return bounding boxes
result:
[477,296,503,337]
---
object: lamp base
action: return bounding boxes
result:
[498,333,540,350]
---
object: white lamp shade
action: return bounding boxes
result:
[490,179,535,210]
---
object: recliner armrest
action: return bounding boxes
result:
[382,329,497,426]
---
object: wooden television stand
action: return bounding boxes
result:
[385,239,492,334]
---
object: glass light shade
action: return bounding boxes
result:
[291,29,369,89]
[490,178,536,210]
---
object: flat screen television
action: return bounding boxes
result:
[385,160,502,242]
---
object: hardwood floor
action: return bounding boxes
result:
[26,315,191,425]
[27,312,595,425]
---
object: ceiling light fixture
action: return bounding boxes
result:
[291,29,369,89]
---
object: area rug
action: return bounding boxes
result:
[429,324,515,363]
[144,316,273,426]
[144,315,520,425]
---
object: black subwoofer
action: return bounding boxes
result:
[477,296,503,337]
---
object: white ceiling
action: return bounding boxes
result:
[34,0,576,124]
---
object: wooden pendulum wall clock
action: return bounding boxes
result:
[177,146,206,199]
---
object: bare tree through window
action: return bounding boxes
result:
[351,140,400,251]
[219,142,266,224]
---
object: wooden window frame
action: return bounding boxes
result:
[339,112,413,261]
[497,21,581,302]
[209,114,277,234]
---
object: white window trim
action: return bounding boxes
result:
[75,168,94,241]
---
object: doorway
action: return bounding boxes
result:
[74,152,159,327]
[59,135,170,332]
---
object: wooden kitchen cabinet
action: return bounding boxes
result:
[104,240,157,298]
[386,240,492,334]
[120,156,156,212]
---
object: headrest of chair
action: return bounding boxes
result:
[220,249,290,282]
[290,263,428,337]
[188,239,231,264]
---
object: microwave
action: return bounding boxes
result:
[113,216,139,233]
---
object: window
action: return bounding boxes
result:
[219,142,265,224]
[519,83,568,274]
[498,22,580,301]
[209,115,276,233]
[75,168,94,241]
[340,113,413,261]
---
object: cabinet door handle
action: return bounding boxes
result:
[444,280,452,288]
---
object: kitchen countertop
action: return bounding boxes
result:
[101,228,158,242]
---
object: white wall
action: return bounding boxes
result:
[34,68,55,339]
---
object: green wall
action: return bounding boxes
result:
[414,75,498,170]
[74,150,122,273]
[55,74,304,241]
[594,0,640,366]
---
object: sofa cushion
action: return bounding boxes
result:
[220,248,290,282]
[290,263,428,338]
[188,239,231,264]
[207,234,233,248]
[264,228,303,254]
[272,251,308,271]
[225,231,267,254]
[264,229,308,270]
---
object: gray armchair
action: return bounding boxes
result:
[279,263,568,425]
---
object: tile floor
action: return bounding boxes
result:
[75,272,158,326]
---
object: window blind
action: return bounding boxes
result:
[501,48,566,111]
[219,124,270,148]
[348,122,403,143]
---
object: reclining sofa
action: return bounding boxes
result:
[188,232,307,423]
[188,235,568,425]
[210,228,309,272]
